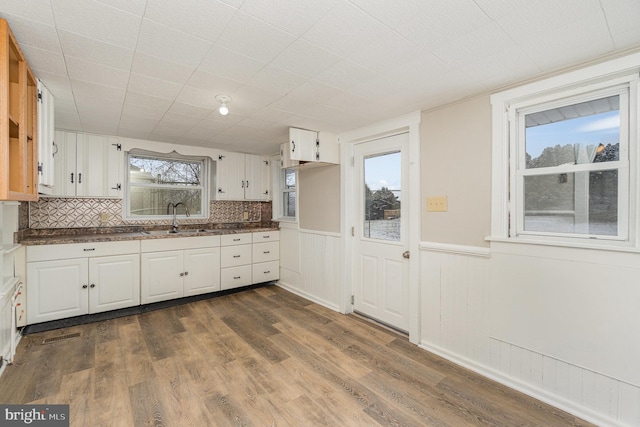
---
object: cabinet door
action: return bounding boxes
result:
[77,133,111,197]
[280,142,298,168]
[252,261,279,284]
[106,137,123,198]
[221,244,252,268]
[183,248,220,296]
[26,258,88,324]
[221,265,252,290]
[216,152,244,200]
[244,155,270,200]
[289,128,318,162]
[89,254,140,313]
[317,131,339,164]
[141,251,183,304]
[52,130,77,197]
[37,80,55,192]
[252,241,279,263]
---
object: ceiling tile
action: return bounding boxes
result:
[287,80,345,103]
[95,0,148,16]
[124,91,174,111]
[55,110,82,130]
[271,39,343,78]
[1,15,61,53]
[136,18,213,68]
[51,0,142,49]
[215,11,297,63]
[396,0,491,52]
[268,94,315,114]
[246,64,308,94]
[184,70,244,93]
[314,59,379,91]
[600,0,640,50]
[302,2,392,59]
[239,0,337,36]
[144,0,236,42]
[348,29,423,74]
[127,73,184,100]
[121,103,166,120]
[57,30,134,70]
[66,56,130,88]
[23,46,67,76]
[166,102,212,119]
[72,80,126,104]
[198,45,266,83]
[229,84,284,109]
[132,52,196,84]
[348,0,425,29]
[0,0,56,25]
[175,86,220,109]
[158,112,202,129]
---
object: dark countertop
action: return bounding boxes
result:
[17,223,279,246]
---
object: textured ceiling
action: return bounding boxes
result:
[1,0,639,155]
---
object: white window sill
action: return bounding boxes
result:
[486,235,640,254]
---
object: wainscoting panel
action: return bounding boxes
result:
[420,242,640,427]
[277,229,340,311]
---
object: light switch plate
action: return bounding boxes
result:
[427,196,448,212]
[99,212,109,223]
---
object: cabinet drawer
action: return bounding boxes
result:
[252,231,279,243]
[221,233,252,246]
[220,244,252,268]
[252,261,279,284]
[221,265,252,290]
[27,240,140,262]
[252,241,279,263]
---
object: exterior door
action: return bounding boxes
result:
[353,133,409,331]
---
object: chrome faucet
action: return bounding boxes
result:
[167,202,190,233]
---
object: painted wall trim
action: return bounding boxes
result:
[276,281,340,313]
[419,341,619,427]
[299,228,341,238]
[419,241,491,258]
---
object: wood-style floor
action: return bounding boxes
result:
[0,286,592,426]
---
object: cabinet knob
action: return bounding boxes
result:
[90,284,95,288]
[82,284,88,289]
[184,271,189,276]
[179,272,184,277]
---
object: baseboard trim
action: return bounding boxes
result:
[419,341,620,427]
[276,281,340,313]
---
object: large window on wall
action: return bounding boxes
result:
[494,67,639,247]
[125,152,208,219]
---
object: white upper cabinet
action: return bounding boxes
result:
[216,152,270,201]
[287,128,339,165]
[53,131,123,198]
[37,80,55,194]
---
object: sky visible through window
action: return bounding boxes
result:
[365,151,401,191]
[526,110,620,159]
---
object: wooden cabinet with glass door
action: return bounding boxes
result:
[0,18,38,201]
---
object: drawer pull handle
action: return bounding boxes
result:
[263,251,270,254]
[263,235,269,238]
[234,276,241,279]
[83,248,96,252]
[233,255,240,258]
[264,270,270,274]
[233,238,241,241]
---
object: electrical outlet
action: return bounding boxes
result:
[243,211,249,220]
[99,212,109,223]
[427,196,448,212]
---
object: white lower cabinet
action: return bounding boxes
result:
[26,245,140,324]
[252,231,280,284]
[140,236,221,304]
[220,233,252,291]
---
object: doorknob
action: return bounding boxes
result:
[402,251,410,259]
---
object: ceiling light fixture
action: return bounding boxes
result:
[216,95,231,116]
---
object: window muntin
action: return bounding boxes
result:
[282,168,296,219]
[126,153,207,219]
[514,87,629,240]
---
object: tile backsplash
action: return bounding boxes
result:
[26,198,271,229]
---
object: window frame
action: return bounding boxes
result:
[280,167,297,221]
[511,84,630,241]
[490,55,640,250]
[124,151,209,221]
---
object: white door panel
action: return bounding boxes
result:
[353,133,409,332]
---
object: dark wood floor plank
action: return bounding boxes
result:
[0,286,595,427]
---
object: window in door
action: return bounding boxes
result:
[363,151,401,241]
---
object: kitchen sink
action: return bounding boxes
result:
[140,229,209,236]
